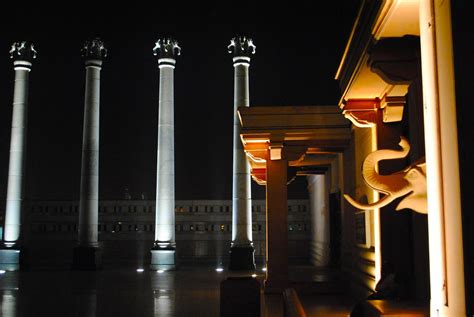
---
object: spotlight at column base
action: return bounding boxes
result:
[150,249,176,271]
[4,242,16,248]
[72,246,101,270]
[228,245,256,271]
[151,241,175,250]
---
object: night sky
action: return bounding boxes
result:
[0,2,361,202]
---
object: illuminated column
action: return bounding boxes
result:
[0,41,36,271]
[72,38,107,270]
[150,38,181,271]
[307,174,330,267]
[419,1,465,315]
[264,145,288,292]
[228,36,256,271]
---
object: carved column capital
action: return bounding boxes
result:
[153,38,180,67]
[10,41,37,69]
[82,38,107,67]
[228,36,256,65]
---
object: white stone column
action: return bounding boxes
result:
[307,174,330,267]
[73,38,107,270]
[0,41,36,271]
[227,36,256,271]
[150,38,181,271]
[419,1,465,315]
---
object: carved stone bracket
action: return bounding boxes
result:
[341,98,379,128]
[246,143,306,186]
[342,96,406,127]
[381,95,405,123]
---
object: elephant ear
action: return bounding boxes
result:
[396,192,428,214]
[396,165,428,214]
[416,162,427,175]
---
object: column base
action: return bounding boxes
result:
[220,277,261,317]
[229,245,256,271]
[72,246,101,270]
[0,248,21,271]
[150,246,176,271]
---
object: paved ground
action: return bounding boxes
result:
[0,265,354,317]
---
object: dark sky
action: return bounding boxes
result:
[0,2,361,202]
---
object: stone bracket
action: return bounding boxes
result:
[381,95,405,123]
[341,98,380,128]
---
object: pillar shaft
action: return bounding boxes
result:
[3,63,31,246]
[232,62,252,246]
[78,61,102,247]
[265,156,288,292]
[227,36,256,271]
[150,38,180,270]
[307,174,330,267]
[73,39,106,270]
[419,1,465,315]
[154,63,175,245]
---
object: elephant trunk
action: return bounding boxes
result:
[362,137,410,195]
[344,193,397,210]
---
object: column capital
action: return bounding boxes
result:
[228,36,256,65]
[153,38,181,66]
[10,41,37,69]
[81,38,107,65]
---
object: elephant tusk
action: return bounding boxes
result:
[344,193,395,210]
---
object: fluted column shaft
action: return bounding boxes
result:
[3,61,31,246]
[78,60,102,247]
[154,60,175,245]
[232,60,252,246]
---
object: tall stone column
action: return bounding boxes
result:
[0,41,36,271]
[150,38,181,271]
[228,36,256,271]
[307,174,330,267]
[72,38,107,270]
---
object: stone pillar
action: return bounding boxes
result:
[264,145,289,293]
[419,2,466,315]
[307,174,330,267]
[228,36,256,271]
[0,41,36,271]
[150,38,181,271]
[72,38,107,270]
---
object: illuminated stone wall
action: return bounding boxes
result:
[342,126,378,298]
[18,199,310,268]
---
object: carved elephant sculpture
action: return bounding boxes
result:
[344,137,427,214]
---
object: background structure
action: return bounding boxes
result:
[0,2,361,203]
